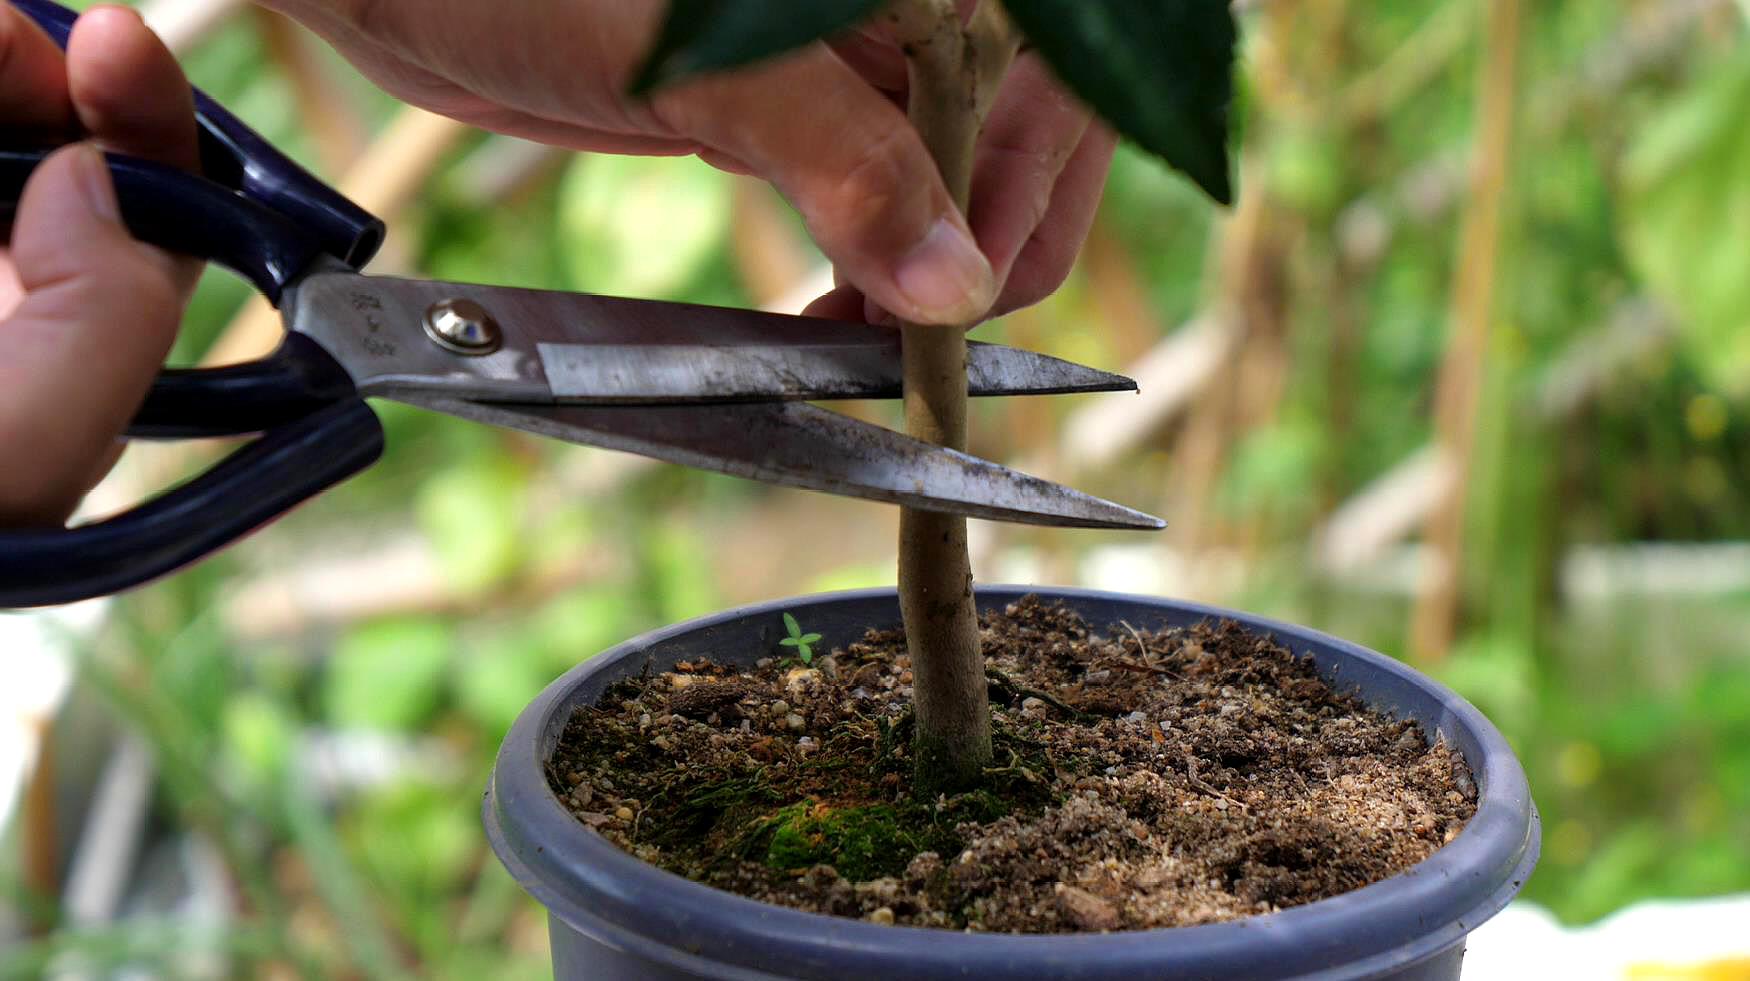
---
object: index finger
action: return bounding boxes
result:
[0,3,75,136]
[67,6,200,173]
[65,5,203,293]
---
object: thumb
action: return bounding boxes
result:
[657,48,995,326]
[0,144,183,526]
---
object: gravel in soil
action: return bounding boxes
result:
[546,596,1478,933]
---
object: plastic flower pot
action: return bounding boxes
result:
[484,587,1540,981]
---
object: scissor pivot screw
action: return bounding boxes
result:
[424,298,501,355]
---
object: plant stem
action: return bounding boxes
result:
[890,0,1018,794]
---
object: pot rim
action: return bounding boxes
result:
[486,586,1539,980]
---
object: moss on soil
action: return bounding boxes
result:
[762,802,908,880]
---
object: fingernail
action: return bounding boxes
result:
[894,218,994,324]
[70,144,121,223]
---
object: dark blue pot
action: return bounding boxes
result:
[486,587,1539,980]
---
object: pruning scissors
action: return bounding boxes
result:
[0,0,1160,610]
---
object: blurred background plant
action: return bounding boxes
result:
[3,0,1749,976]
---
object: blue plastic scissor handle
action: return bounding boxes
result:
[0,402,385,608]
[0,0,390,608]
[10,0,383,267]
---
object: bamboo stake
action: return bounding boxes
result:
[728,178,815,309]
[251,6,370,173]
[1337,0,1724,271]
[21,717,56,936]
[140,0,247,54]
[1157,0,1299,566]
[449,139,569,208]
[1163,154,1270,560]
[1313,298,1673,575]
[1410,0,1524,662]
[1081,220,1165,364]
[1058,0,1722,484]
[1338,0,1473,123]
[1226,229,1293,563]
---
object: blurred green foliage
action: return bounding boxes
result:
[1622,47,1750,391]
[1431,601,1750,922]
[326,619,454,731]
[10,1,1750,977]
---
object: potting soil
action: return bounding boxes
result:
[546,596,1477,932]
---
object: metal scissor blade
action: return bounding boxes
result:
[398,395,1165,531]
[536,338,1137,402]
[291,272,1136,404]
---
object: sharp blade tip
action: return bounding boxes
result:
[1044,494,1165,532]
[1102,509,1167,532]
[991,345,1139,395]
[1078,367,1138,394]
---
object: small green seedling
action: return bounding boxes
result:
[779,613,822,665]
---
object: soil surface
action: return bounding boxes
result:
[547,597,1477,932]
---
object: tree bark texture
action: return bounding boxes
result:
[891,0,1016,793]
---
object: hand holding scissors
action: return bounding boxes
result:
[0,0,1159,610]
[0,3,200,527]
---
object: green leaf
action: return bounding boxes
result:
[454,630,554,740]
[780,636,801,647]
[806,562,890,593]
[530,589,638,676]
[632,0,887,94]
[1217,415,1322,519]
[559,154,732,298]
[799,633,823,645]
[324,618,453,730]
[1620,51,1750,393]
[413,461,527,598]
[640,519,722,622]
[222,693,299,784]
[783,612,802,638]
[1003,0,1237,204]
[344,782,478,901]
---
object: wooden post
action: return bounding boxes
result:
[1409,0,1524,662]
[21,718,56,936]
[729,178,815,309]
[1163,155,1269,564]
[252,6,371,173]
[140,0,247,53]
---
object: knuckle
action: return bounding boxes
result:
[1006,239,1076,312]
[644,82,707,134]
[981,141,1071,228]
[1015,152,1065,218]
[813,125,920,246]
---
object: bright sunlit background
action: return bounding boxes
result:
[4,0,1749,977]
